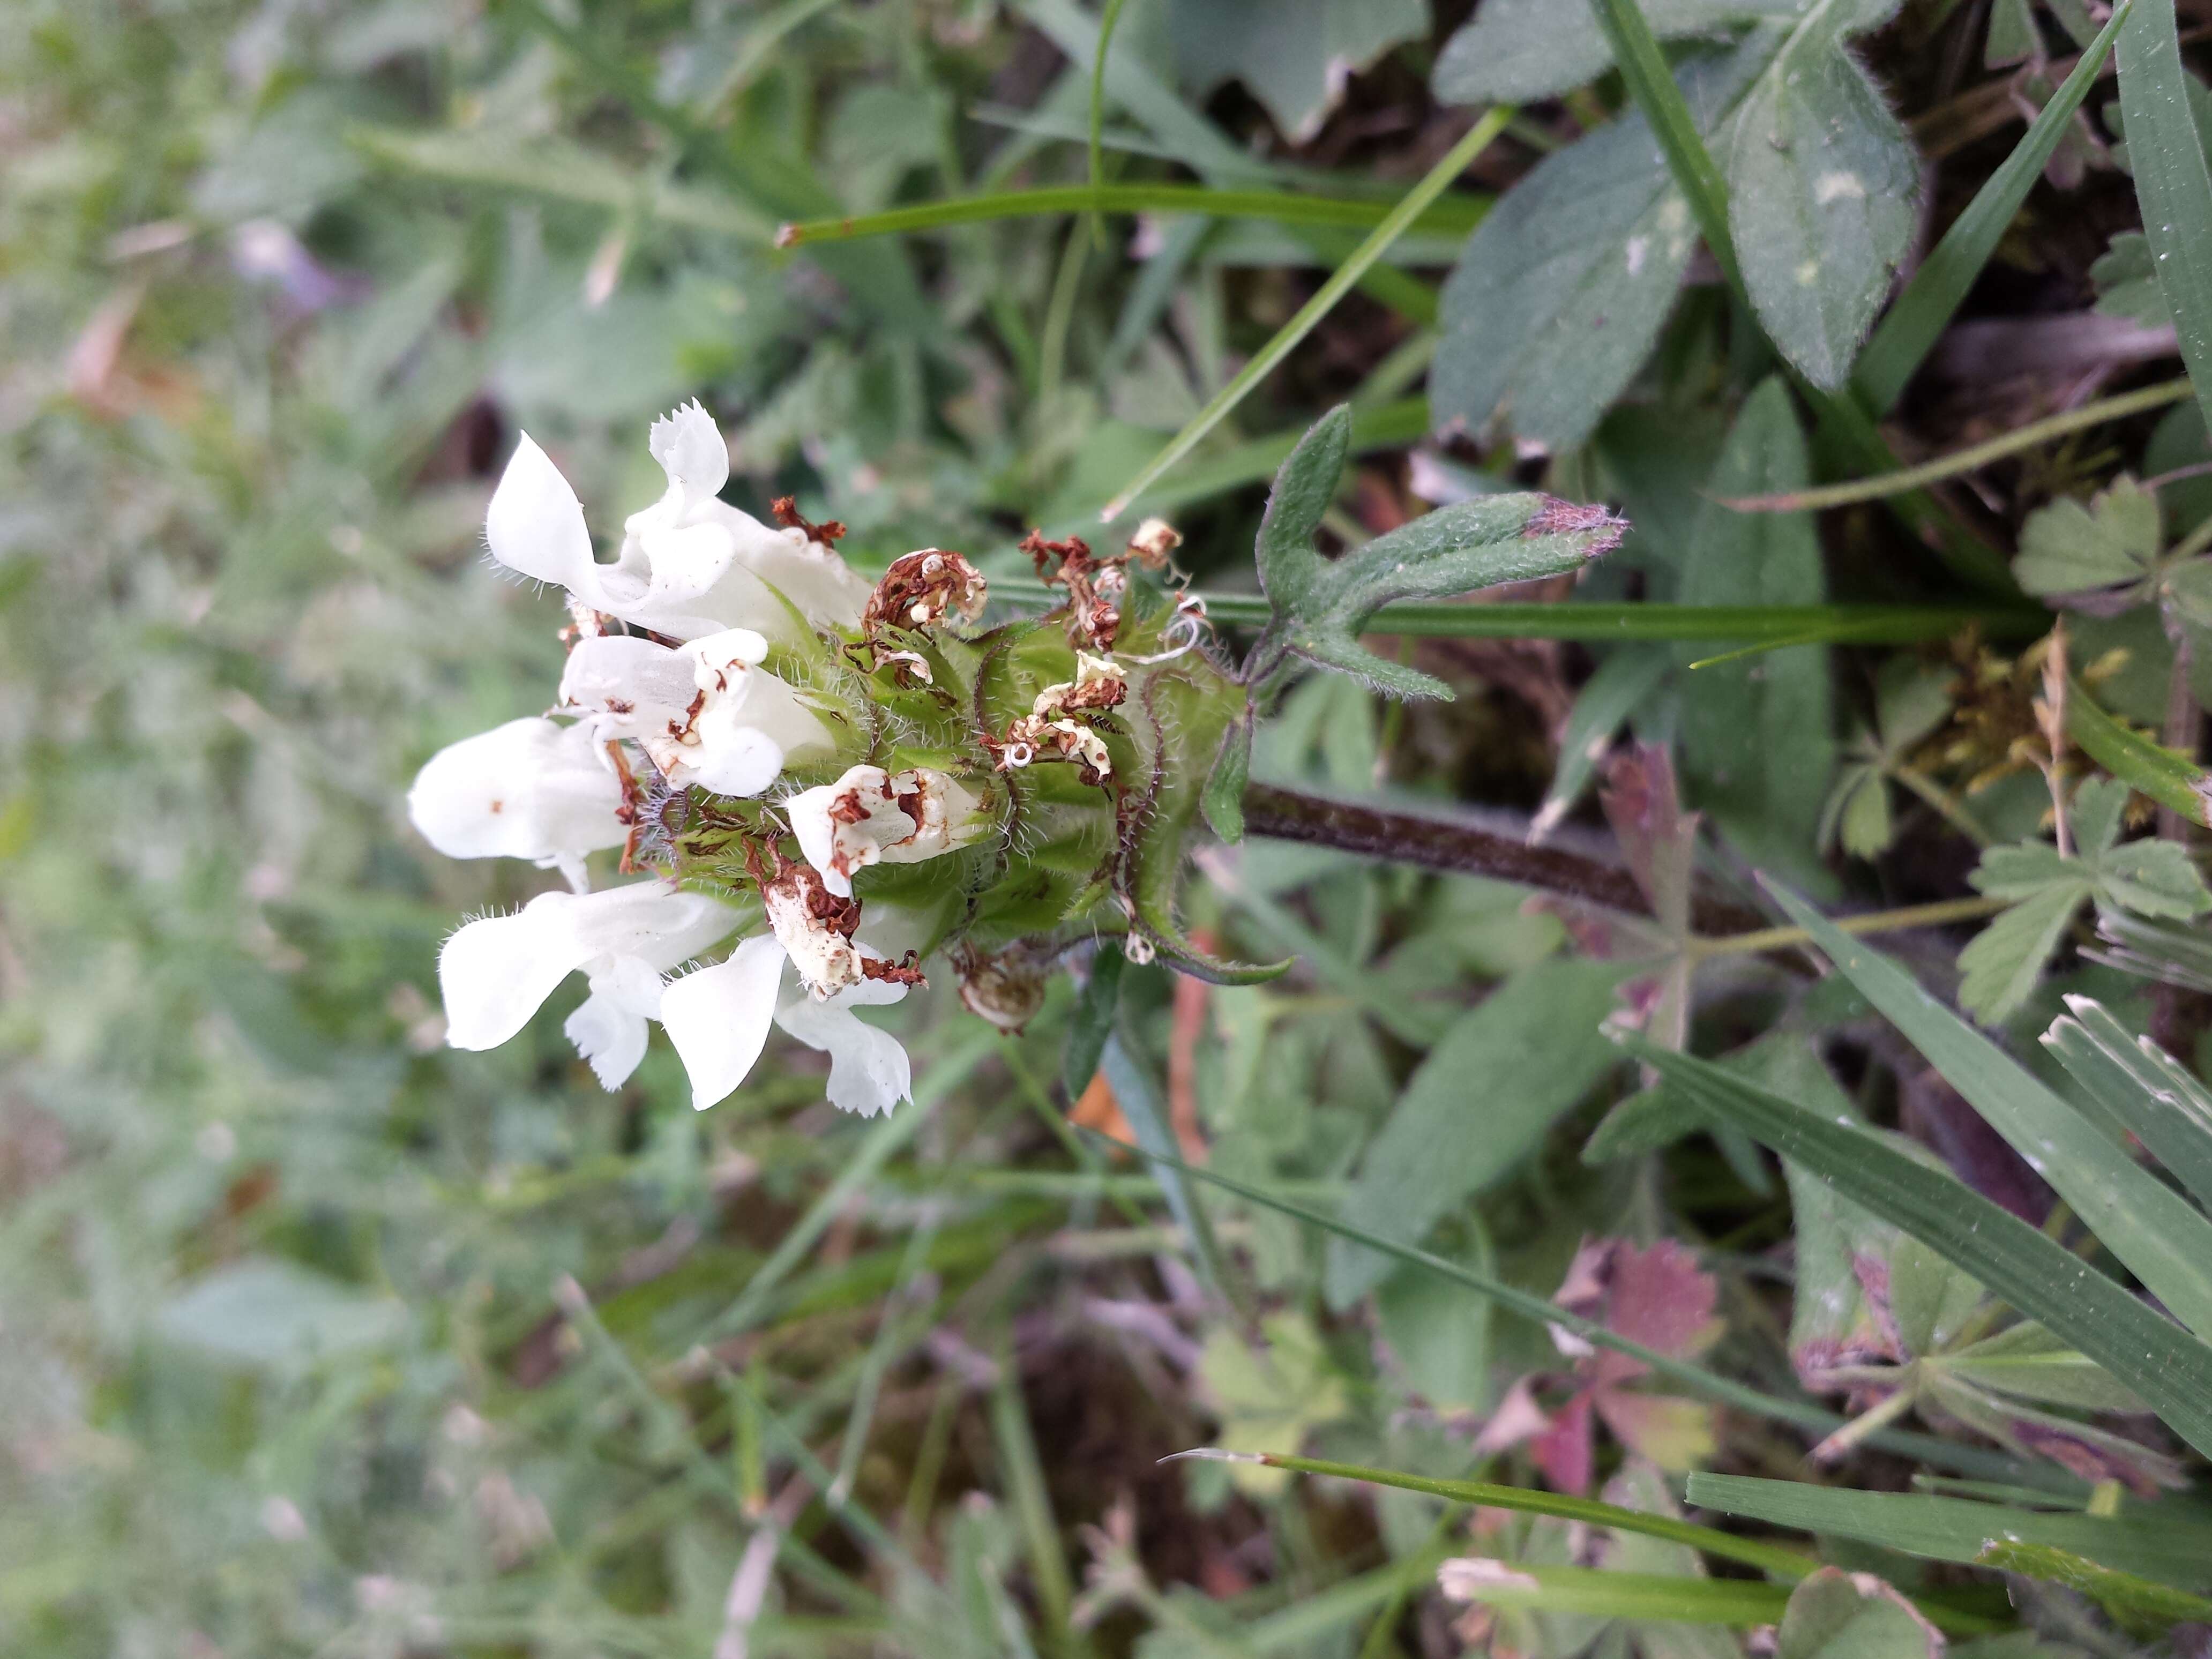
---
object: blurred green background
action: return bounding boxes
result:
[0,3,1528,1653]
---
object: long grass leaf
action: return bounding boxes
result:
[1586,0,1743,293]
[1765,886,2212,1340]
[1617,1033,2212,1460]
[2044,996,2212,1213]
[1170,1449,1816,1578]
[1098,109,1512,521]
[990,581,2042,645]
[2118,0,2212,436]
[1723,378,2194,510]
[1687,1475,2212,1594]
[1855,2,2132,413]
[773,182,1488,246]
[1094,1134,2083,1487]
[2066,677,2212,826]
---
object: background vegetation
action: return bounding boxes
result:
[8,0,2212,1655]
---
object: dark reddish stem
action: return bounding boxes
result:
[1239,783,1765,936]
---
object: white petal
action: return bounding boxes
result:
[787,765,906,897]
[438,893,596,1051]
[564,989,649,1089]
[486,434,598,593]
[776,991,911,1117]
[678,727,788,797]
[407,717,626,864]
[558,635,698,741]
[647,400,729,514]
[661,935,787,1111]
[686,629,771,674]
[565,880,740,974]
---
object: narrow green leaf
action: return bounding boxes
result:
[1687,1474,2212,1594]
[1062,944,1125,1099]
[1098,1133,2089,1488]
[1444,1564,1795,1627]
[2043,995,2212,1213]
[1975,1541,2212,1633]
[1187,1449,1820,1579]
[2065,678,2212,827]
[1534,645,1671,838]
[773,182,1486,246]
[1100,1034,1230,1299]
[1617,1031,2212,1459]
[1721,378,2195,512]
[2117,0,2212,438]
[1586,0,1747,296]
[1855,1,2132,411]
[1766,885,2212,1341]
[1256,405,1354,597]
[1101,109,1511,520]
[1257,478,1627,698]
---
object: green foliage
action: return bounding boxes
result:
[1960,778,2212,1021]
[1774,1568,1941,1659]
[1679,380,1836,884]
[11,0,2212,1651]
[1250,407,1626,697]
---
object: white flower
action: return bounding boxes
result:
[406,716,626,890]
[484,401,871,642]
[786,764,984,897]
[437,881,738,1087]
[559,627,833,797]
[662,937,913,1117]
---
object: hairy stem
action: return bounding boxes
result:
[1238,782,1763,934]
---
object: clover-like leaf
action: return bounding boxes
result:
[1253,407,1625,700]
[2015,475,2162,602]
[1959,779,2212,1021]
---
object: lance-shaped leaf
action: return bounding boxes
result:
[1616,1030,2212,1459]
[1721,0,1920,390]
[1773,1568,1942,1659]
[2044,995,2212,1214]
[1254,407,1625,699]
[1690,1474,2212,1594]
[1767,882,2212,1344]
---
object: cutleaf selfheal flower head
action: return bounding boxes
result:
[406,402,1269,1121]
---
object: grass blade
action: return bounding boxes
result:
[2118,0,2212,437]
[2044,996,2212,1213]
[1098,108,1513,521]
[2066,677,2212,826]
[1171,1448,1817,1579]
[990,581,2044,646]
[1093,1133,2084,1488]
[1086,0,1133,246]
[1586,0,1743,294]
[1192,1451,2011,1634]
[1616,1032,2212,1460]
[1855,1,2133,413]
[774,182,1487,246]
[1764,885,2212,1341]
[1722,378,2194,511]
[1686,1475,2212,1594]
[1442,1565,1793,1628]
